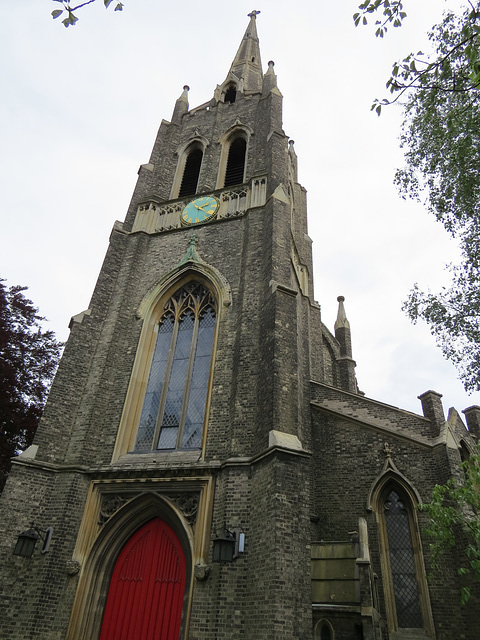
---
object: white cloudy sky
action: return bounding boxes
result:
[1,0,477,417]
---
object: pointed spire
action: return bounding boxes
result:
[171,85,189,124]
[288,139,298,181]
[227,10,263,94]
[334,295,350,331]
[334,296,357,393]
[262,59,278,94]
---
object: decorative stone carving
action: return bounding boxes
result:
[99,494,128,525]
[194,563,210,581]
[383,442,393,458]
[170,493,199,524]
[66,560,81,575]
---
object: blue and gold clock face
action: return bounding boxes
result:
[181,196,219,226]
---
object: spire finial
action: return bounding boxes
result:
[248,9,261,19]
[178,233,203,267]
[334,295,350,330]
[383,442,393,459]
[171,85,189,123]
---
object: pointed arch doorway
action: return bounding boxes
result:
[99,518,186,640]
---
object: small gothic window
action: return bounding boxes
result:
[224,137,246,187]
[384,490,423,628]
[224,85,237,104]
[314,620,334,640]
[134,282,216,452]
[178,148,203,197]
[460,441,471,464]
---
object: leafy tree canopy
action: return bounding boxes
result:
[354,1,480,114]
[51,0,123,28]
[421,443,480,604]
[355,1,480,392]
[0,280,63,491]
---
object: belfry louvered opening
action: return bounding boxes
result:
[224,85,237,104]
[224,137,246,187]
[179,148,203,197]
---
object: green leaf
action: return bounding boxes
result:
[461,587,471,605]
[114,3,123,11]
[105,0,114,7]
[51,9,63,19]
[62,11,78,27]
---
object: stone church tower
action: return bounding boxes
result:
[0,12,479,640]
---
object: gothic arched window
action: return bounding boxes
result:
[134,282,216,452]
[383,488,423,628]
[178,147,203,197]
[314,619,334,640]
[224,137,246,187]
[224,85,237,104]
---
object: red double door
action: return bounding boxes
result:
[99,518,186,640]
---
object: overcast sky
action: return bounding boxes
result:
[2,0,477,418]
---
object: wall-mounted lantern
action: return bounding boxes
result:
[13,524,53,558]
[212,528,245,562]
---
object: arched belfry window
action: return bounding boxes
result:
[224,85,237,104]
[178,147,203,197]
[224,137,246,187]
[134,282,216,452]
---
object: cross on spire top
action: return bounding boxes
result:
[248,9,261,19]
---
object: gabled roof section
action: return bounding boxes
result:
[225,10,263,94]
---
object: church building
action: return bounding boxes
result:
[1,11,479,640]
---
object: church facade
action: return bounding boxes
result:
[0,12,479,640]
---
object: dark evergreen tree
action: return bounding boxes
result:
[0,280,62,491]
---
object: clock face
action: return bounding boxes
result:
[180,196,219,226]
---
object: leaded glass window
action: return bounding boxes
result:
[384,489,423,628]
[134,282,216,452]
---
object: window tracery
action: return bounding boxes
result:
[134,282,216,452]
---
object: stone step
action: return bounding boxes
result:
[390,630,429,640]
